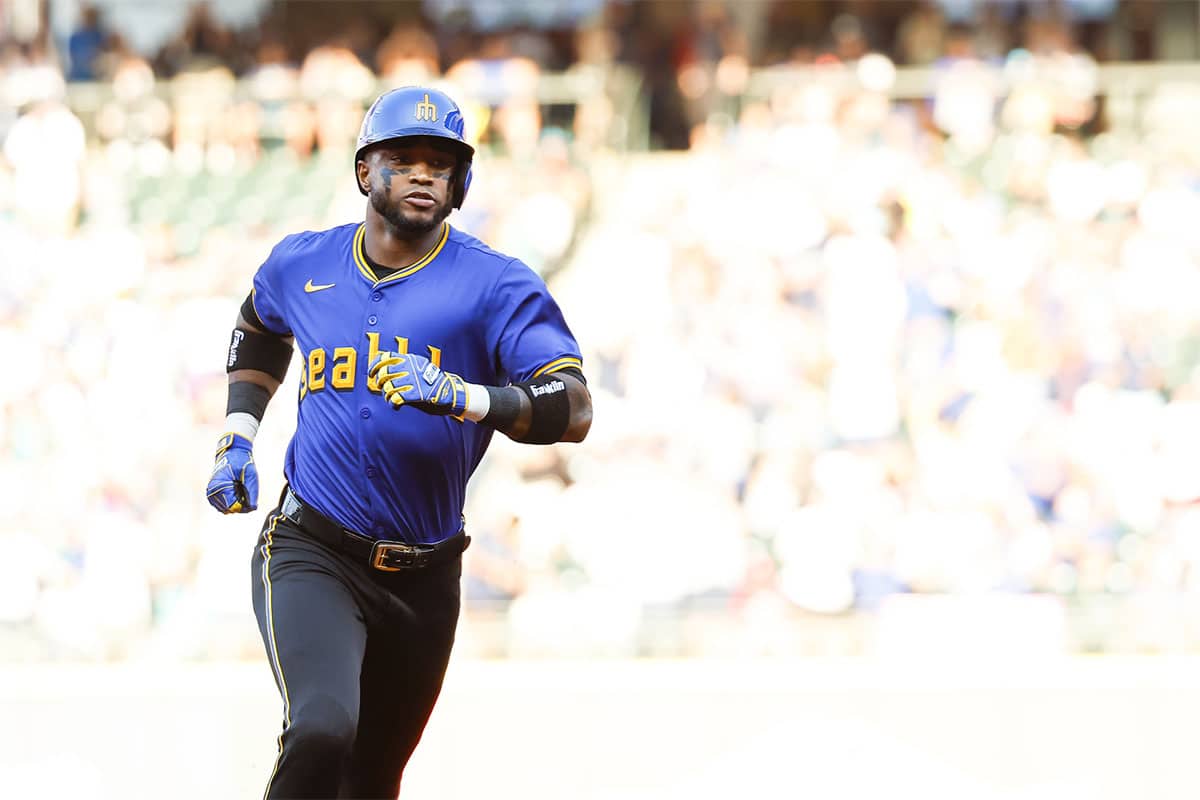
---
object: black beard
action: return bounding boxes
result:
[369,185,451,236]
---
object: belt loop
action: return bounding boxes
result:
[281,487,302,522]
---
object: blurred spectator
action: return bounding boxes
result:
[610,1,692,149]
[244,39,312,157]
[897,2,946,66]
[298,39,376,153]
[4,98,86,235]
[447,32,542,156]
[3,41,66,110]
[93,53,170,154]
[66,4,107,82]
[377,23,441,85]
[155,3,236,77]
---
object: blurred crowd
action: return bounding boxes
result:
[4,1,1200,661]
[8,0,1189,150]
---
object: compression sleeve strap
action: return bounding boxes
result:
[226,327,292,382]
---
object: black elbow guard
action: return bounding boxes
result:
[226,328,292,382]
[516,375,571,444]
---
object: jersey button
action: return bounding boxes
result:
[359,407,370,419]
[367,315,378,325]
[365,467,377,478]
[371,292,383,302]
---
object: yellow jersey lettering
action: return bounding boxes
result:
[337,335,452,395]
[331,347,356,390]
[308,347,326,392]
[366,334,412,392]
[366,332,383,392]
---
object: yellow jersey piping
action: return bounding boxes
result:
[352,222,449,286]
[532,356,583,378]
[249,288,263,326]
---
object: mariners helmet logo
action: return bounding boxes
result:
[415,93,438,122]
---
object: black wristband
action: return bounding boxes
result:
[482,385,522,429]
[227,381,271,420]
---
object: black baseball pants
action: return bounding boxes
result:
[250,508,461,799]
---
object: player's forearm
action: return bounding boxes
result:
[229,368,281,394]
[463,373,592,444]
[223,316,293,440]
[224,375,276,440]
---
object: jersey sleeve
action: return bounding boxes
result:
[248,237,294,336]
[484,259,582,384]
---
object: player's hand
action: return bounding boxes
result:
[369,351,468,419]
[206,433,259,514]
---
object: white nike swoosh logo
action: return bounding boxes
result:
[304,279,336,293]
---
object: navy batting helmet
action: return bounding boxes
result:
[355,86,475,208]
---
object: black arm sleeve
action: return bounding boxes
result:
[551,366,586,386]
[481,374,574,444]
[226,328,293,381]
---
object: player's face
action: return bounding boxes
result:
[365,139,458,235]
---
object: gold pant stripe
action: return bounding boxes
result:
[260,513,291,800]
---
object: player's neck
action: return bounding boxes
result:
[363,213,445,269]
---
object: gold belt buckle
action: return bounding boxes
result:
[371,540,420,571]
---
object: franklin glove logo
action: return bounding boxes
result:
[530,379,565,398]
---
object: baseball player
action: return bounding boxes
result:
[205,85,591,799]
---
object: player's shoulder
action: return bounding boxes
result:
[270,222,359,264]
[446,225,549,295]
[447,225,525,273]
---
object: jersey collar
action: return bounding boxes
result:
[352,222,449,286]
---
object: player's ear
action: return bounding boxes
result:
[356,158,371,193]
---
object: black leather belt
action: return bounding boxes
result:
[280,486,468,572]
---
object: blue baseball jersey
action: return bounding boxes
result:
[249,221,582,544]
